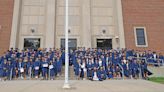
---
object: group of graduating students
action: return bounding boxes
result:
[71,48,155,81]
[0,48,162,81]
[0,48,63,80]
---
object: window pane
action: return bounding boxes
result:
[136,28,146,45]
[136,28,145,37]
[137,37,146,45]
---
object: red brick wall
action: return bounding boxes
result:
[122,0,164,54]
[0,0,14,55]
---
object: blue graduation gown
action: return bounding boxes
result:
[0,63,3,77]
[26,61,33,75]
[53,61,57,76]
[56,59,62,73]
[49,64,55,77]
[16,62,24,76]
[93,62,99,69]
[132,62,139,76]
[12,60,17,77]
[34,61,40,76]
[41,61,49,77]
[122,63,129,77]
[97,69,107,81]
[7,63,13,78]
[106,67,113,79]
[86,63,94,78]
[2,63,8,77]
[74,61,80,76]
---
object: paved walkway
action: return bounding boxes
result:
[0,80,163,92]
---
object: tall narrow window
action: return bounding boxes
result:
[134,27,148,47]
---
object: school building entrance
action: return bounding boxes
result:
[97,39,112,49]
[61,39,77,50]
[24,38,40,49]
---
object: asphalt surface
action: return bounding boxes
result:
[0,80,163,92]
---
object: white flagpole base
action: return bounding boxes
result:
[63,83,71,89]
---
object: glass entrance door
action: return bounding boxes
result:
[61,39,77,50]
[97,39,112,49]
[24,38,40,49]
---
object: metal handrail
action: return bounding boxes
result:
[117,63,124,80]
[146,58,164,66]
[127,56,164,66]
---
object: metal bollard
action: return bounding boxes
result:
[29,67,32,80]
[49,68,51,80]
[10,68,13,80]
[139,66,142,79]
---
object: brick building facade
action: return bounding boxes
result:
[122,0,164,54]
[0,0,164,55]
[0,0,14,55]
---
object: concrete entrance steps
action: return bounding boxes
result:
[55,66,75,80]
[148,66,164,77]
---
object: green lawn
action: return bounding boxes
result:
[148,77,164,84]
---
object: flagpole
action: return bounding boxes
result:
[63,0,70,89]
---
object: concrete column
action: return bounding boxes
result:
[45,0,56,49]
[9,0,21,48]
[81,0,91,48]
[116,0,126,48]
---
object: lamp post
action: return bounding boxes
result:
[63,0,70,89]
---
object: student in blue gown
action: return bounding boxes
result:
[86,59,94,80]
[132,60,140,78]
[152,52,158,63]
[69,50,74,65]
[100,55,106,67]
[106,65,113,79]
[17,58,24,79]
[80,59,87,80]
[23,57,28,79]
[159,53,164,66]
[128,59,135,79]
[122,61,129,78]
[11,58,17,79]
[74,58,80,79]
[34,58,40,79]
[112,55,119,65]
[92,67,99,81]
[52,57,57,76]
[6,60,13,80]
[105,54,111,70]
[56,56,62,76]
[140,60,152,79]
[146,52,153,63]
[49,61,55,80]
[115,65,121,78]
[61,51,65,64]
[26,58,33,79]
[0,60,3,80]
[97,67,107,81]
[2,60,8,80]
[94,59,99,70]
[41,58,49,80]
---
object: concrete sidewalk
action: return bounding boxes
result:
[0,80,163,92]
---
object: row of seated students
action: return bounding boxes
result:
[0,48,162,81]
